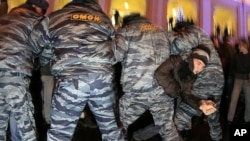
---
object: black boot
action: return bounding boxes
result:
[180,130,190,141]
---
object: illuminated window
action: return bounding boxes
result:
[54,0,71,11]
[167,0,197,30]
[248,15,250,35]
[7,0,25,12]
[110,0,146,25]
[213,6,236,36]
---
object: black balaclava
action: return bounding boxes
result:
[26,0,49,10]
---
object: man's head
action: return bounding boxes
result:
[70,0,97,4]
[122,13,147,27]
[26,0,49,15]
[238,39,249,54]
[190,44,211,74]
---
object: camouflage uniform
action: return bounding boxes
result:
[114,15,181,141]
[0,7,45,141]
[30,1,124,141]
[168,24,224,141]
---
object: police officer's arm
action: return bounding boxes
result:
[28,16,52,67]
[180,80,201,109]
[180,69,216,115]
[154,55,181,98]
[113,28,129,64]
[181,81,214,109]
[181,88,216,115]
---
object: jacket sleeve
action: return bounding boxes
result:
[180,80,202,110]
[28,16,53,67]
[112,28,129,64]
[154,55,181,98]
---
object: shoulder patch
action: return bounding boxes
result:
[71,13,101,22]
[140,24,158,31]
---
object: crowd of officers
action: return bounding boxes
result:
[1,0,249,141]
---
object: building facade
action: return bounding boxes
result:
[4,0,250,39]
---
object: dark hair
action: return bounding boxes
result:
[64,0,98,7]
[235,38,249,53]
[222,36,231,43]
[26,0,49,10]
[173,21,194,32]
[122,13,147,27]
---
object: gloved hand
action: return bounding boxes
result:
[199,100,217,115]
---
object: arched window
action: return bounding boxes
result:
[7,0,25,12]
[248,14,250,35]
[53,0,71,11]
[167,0,197,30]
[213,6,236,37]
[110,0,146,26]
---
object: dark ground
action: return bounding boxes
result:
[71,112,225,141]
[70,63,250,141]
[70,91,249,141]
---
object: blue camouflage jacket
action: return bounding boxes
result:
[50,3,116,76]
[30,2,116,77]
[114,17,170,93]
[0,8,45,76]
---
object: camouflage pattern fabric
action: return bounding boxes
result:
[28,16,52,67]
[174,104,193,131]
[119,88,181,141]
[114,24,171,93]
[30,3,117,76]
[47,3,116,77]
[32,2,124,140]
[114,18,181,141]
[0,72,36,141]
[0,8,43,76]
[47,73,123,141]
[168,25,224,140]
[0,6,47,141]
